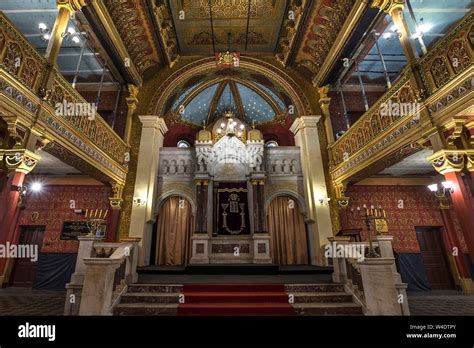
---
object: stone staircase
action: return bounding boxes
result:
[114,283,362,316]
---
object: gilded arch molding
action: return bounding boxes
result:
[146,57,313,118]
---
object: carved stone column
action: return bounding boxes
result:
[290,116,333,265]
[128,116,167,266]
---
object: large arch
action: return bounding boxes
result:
[146,56,313,119]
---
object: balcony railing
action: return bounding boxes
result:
[0,13,127,181]
[329,11,473,178]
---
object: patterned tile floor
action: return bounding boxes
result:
[0,287,473,316]
[407,290,474,315]
[0,288,65,315]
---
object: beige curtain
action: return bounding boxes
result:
[267,196,308,265]
[155,196,192,265]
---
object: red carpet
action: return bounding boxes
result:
[177,284,295,316]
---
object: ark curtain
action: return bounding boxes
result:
[216,182,250,235]
[268,196,308,265]
[155,196,192,265]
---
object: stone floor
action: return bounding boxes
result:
[0,288,65,315]
[407,290,474,315]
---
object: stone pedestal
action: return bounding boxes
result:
[358,258,403,315]
[70,235,103,284]
[373,235,410,314]
[190,234,210,264]
[253,233,272,264]
[79,258,122,315]
[327,236,351,283]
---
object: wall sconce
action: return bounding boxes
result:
[133,197,147,206]
[428,181,453,209]
[16,182,43,208]
[319,197,331,205]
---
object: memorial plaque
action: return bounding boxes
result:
[60,221,90,240]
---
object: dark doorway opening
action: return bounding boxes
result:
[10,225,45,287]
[415,227,454,289]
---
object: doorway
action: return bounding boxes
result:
[10,226,45,287]
[415,227,454,289]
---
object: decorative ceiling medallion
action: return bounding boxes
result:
[216,51,240,68]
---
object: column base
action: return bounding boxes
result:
[190,234,210,264]
[460,278,474,294]
[252,233,272,264]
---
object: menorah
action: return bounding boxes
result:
[85,209,108,237]
[350,205,388,258]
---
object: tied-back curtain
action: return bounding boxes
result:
[155,196,192,265]
[268,196,308,265]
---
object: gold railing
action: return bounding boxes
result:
[330,68,418,166]
[0,12,127,173]
[330,11,473,171]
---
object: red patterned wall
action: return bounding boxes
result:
[17,185,111,253]
[341,185,467,253]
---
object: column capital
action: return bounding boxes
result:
[109,182,124,210]
[0,149,41,174]
[290,115,322,134]
[138,116,168,134]
[57,0,87,12]
[466,150,474,172]
[427,149,465,174]
[126,84,139,112]
[371,0,405,14]
[317,85,331,114]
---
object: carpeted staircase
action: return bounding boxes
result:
[114,283,362,316]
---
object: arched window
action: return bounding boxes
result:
[177,140,191,148]
[265,140,278,148]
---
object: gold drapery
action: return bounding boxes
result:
[155,196,192,265]
[267,196,308,265]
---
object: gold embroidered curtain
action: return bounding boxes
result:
[267,196,308,265]
[155,196,193,265]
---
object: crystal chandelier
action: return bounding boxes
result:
[216,110,245,137]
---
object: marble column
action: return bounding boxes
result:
[290,116,333,265]
[128,116,168,266]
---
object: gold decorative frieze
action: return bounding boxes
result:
[152,1,180,68]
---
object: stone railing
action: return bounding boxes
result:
[329,11,473,181]
[159,147,195,176]
[265,146,302,175]
[327,236,409,315]
[64,236,139,315]
[0,12,128,183]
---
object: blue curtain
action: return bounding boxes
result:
[395,253,431,291]
[34,253,77,290]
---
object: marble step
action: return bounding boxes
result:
[120,291,353,304]
[294,303,363,315]
[114,303,178,316]
[127,284,183,293]
[285,284,345,293]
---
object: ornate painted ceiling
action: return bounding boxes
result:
[87,0,364,84]
[168,0,287,54]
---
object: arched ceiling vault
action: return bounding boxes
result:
[146,57,313,127]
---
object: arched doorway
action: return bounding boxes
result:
[155,196,193,265]
[267,196,309,265]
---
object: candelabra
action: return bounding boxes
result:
[85,209,108,237]
[350,205,388,258]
